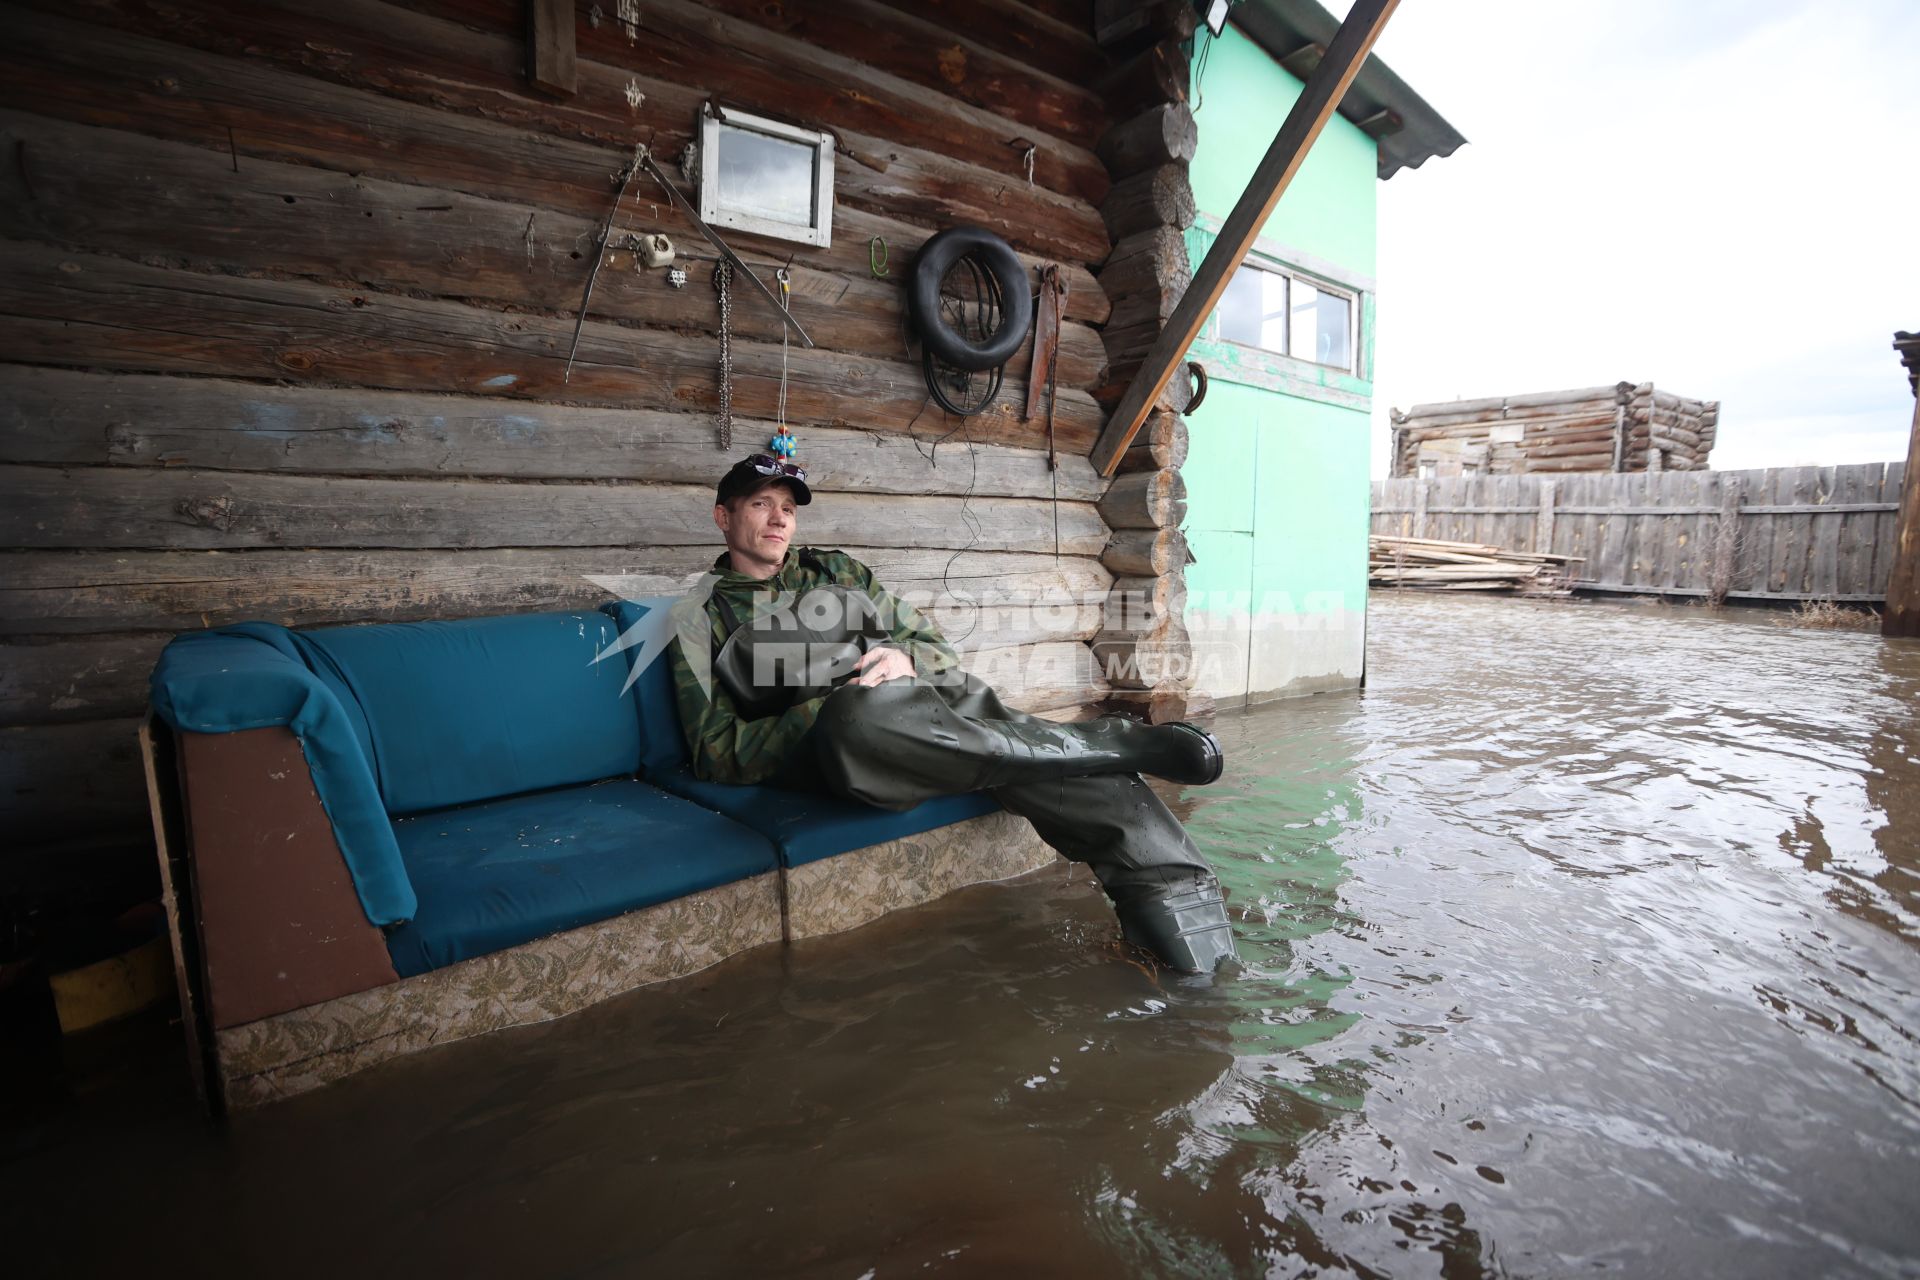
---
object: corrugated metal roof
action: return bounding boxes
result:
[1232,0,1466,179]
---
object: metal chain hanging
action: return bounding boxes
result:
[713,260,734,451]
[775,266,792,433]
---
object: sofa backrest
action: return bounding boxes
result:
[598,597,691,776]
[302,612,642,816]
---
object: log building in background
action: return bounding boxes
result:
[1390,382,1720,478]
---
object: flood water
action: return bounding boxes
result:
[9,593,1920,1278]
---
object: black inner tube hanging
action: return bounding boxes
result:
[907,226,1033,417]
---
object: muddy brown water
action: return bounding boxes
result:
[8,593,1920,1278]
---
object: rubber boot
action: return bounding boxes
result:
[806,680,1239,972]
[1112,872,1238,972]
[968,715,1224,790]
[808,681,1224,810]
[991,773,1240,973]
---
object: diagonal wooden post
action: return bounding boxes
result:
[1089,0,1402,475]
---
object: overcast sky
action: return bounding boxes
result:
[1335,0,1919,477]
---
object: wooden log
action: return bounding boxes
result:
[938,599,1104,653]
[1632,389,1711,415]
[1648,431,1701,456]
[1101,527,1184,577]
[1105,574,1187,629]
[1098,468,1187,529]
[0,637,166,726]
[961,641,1109,713]
[578,0,1109,200]
[1401,411,1622,435]
[1647,424,1704,451]
[0,547,1113,636]
[1114,410,1189,475]
[1097,36,1191,117]
[0,466,1110,555]
[46,0,1109,206]
[12,0,1109,265]
[1098,606,1182,687]
[1518,435,1632,461]
[867,0,1114,86]
[1,719,150,845]
[674,0,1109,150]
[1093,0,1198,49]
[0,244,1104,454]
[0,9,1111,323]
[1401,386,1624,419]
[1098,224,1192,292]
[1096,227,1192,360]
[1103,686,1190,724]
[0,368,1108,502]
[1525,456,1625,474]
[1089,616,1189,689]
[1097,103,1198,178]
[0,112,1108,387]
[1394,402,1621,431]
[1099,164,1198,240]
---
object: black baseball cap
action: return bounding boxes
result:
[715,453,812,506]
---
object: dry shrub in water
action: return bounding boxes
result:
[1789,599,1879,630]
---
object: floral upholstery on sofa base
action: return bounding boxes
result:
[213,811,1057,1108]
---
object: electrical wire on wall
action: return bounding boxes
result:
[923,254,1005,416]
[1192,24,1216,111]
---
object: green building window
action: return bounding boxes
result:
[1213,262,1354,373]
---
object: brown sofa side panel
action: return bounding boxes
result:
[179,727,398,1028]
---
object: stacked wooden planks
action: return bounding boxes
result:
[1369,535,1580,595]
[1390,382,1718,476]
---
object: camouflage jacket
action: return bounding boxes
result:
[668,548,959,785]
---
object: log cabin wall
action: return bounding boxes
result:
[1087,3,1203,723]
[0,0,1148,928]
[1390,383,1722,478]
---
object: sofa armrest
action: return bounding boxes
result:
[170,724,400,1028]
[150,626,415,925]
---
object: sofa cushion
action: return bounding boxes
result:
[651,765,1000,868]
[149,624,418,927]
[598,597,692,775]
[302,612,641,817]
[384,779,778,976]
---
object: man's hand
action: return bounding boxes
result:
[851,645,916,687]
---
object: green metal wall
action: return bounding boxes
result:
[1181,23,1377,703]
[1185,26,1377,278]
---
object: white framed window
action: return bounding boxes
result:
[696,104,835,248]
[1212,260,1356,373]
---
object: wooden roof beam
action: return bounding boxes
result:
[1089,0,1402,476]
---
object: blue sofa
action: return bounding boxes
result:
[144,602,1039,1107]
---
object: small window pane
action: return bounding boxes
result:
[715,124,815,227]
[1290,280,1352,370]
[1216,265,1287,355]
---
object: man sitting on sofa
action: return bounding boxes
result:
[666,452,1238,972]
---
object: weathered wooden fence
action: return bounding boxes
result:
[1371,463,1908,602]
